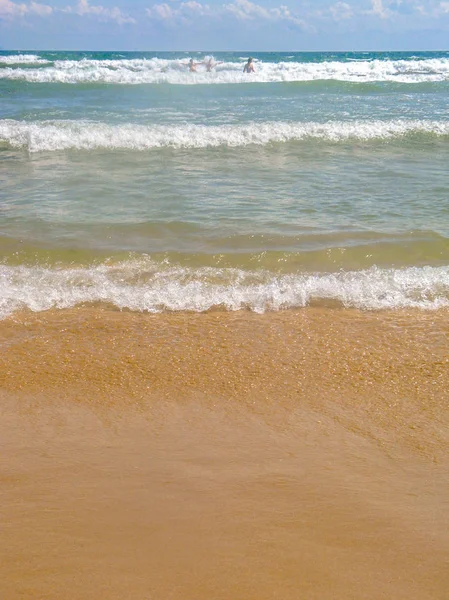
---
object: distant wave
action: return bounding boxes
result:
[1,119,449,152]
[1,57,449,84]
[1,261,448,318]
[0,54,51,65]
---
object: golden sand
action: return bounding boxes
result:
[1,308,448,599]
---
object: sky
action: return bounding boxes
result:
[1,0,449,51]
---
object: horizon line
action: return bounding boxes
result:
[2,48,449,53]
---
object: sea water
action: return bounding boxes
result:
[1,50,448,317]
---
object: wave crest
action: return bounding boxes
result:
[1,57,449,84]
[1,119,449,152]
[0,54,51,65]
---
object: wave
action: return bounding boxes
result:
[1,261,448,318]
[0,54,51,65]
[2,119,449,152]
[1,57,449,84]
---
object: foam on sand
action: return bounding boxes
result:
[1,261,448,319]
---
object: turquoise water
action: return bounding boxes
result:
[1,51,449,315]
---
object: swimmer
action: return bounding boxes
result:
[206,58,223,72]
[188,58,197,72]
[243,57,255,73]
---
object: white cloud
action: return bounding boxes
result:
[311,0,430,22]
[364,0,422,19]
[408,1,449,17]
[146,0,212,19]
[0,0,52,18]
[147,0,305,27]
[146,2,173,18]
[369,0,389,18]
[329,1,353,20]
[0,0,134,22]
[414,3,429,14]
[0,0,26,17]
[181,0,210,13]
[2,0,445,31]
[364,0,435,19]
[63,0,135,24]
[223,0,272,20]
[29,1,52,14]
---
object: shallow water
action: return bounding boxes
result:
[1,50,449,316]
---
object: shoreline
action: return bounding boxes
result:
[2,306,448,459]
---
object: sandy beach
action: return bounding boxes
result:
[1,307,448,599]
[2,46,449,600]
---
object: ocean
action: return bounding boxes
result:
[1,50,449,318]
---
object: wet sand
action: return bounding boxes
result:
[1,308,449,599]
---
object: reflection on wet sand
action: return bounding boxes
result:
[1,308,448,599]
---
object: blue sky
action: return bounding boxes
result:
[1,0,449,50]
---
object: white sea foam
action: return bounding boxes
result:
[0,54,51,65]
[1,119,448,152]
[1,262,448,319]
[1,57,449,84]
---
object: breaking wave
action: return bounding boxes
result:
[1,261,448,318]
[0,53,51,65]
[2,56,449,84]
[1,119,449,152]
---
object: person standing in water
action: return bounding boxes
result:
[188,58,197,72]
[205,58,223,72]
[243,57,255,73]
